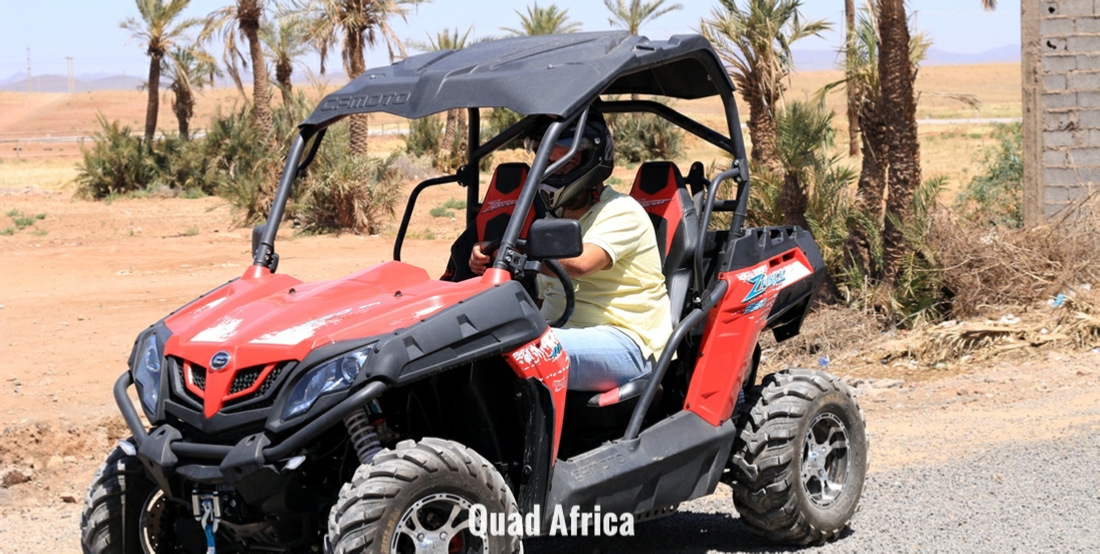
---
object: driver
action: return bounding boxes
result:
[469,112,672,392]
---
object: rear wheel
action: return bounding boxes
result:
[729,369,867,546]
[326,438,520,554]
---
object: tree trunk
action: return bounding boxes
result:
[172,84,194,140]
[275,59,292,105]
[144,52,163,144]
[878,0,922,284]
[742,84,780,173]
[239,4,273,139]
[845,0,860,157]
[441,109,458,169]
[346,29,369,157]
[780,171,810,230]
[846,99,888,280]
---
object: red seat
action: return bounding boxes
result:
[628,161,700,325]
[441,163,543,281]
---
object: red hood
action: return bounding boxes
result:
[163,262,498,417]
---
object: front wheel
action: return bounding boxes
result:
[326,438,520,554]
[728,369,868,546]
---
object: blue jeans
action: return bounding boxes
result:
[554,326,651,391]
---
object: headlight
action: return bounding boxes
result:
[282,345,373,419]
[134,334,162,414]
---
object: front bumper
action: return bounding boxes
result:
[115,372,386,504]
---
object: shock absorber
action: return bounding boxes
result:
[344,408,382,465]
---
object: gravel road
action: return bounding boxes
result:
[525,426,1100,553]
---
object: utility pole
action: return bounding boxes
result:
[26,48,31,93]
[67,57,74,94]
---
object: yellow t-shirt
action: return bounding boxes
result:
[538,186,673,360]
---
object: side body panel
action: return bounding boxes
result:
[684,226,823,426]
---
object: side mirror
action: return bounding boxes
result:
[527,219,583,260]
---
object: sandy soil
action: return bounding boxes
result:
[0,181,1097,552]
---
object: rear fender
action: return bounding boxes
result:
[684,226,824,426]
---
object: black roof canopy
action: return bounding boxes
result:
[301,32,735,129]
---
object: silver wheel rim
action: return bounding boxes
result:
[138,489,167,554]
[801,412,850,507]
[390,492,486,554]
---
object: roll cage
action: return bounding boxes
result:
[251,32,754,288]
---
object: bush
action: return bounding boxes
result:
[954,122,1022,227]
[76,91,405,234]
[482,108,524,147]
[296,150,403,235]
[405,115,443,159]
[75,116,155,199]
[606,99,684,163]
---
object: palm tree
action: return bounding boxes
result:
[165,45,220,139]
[120,0,203,144]
[261,8,310,104]
[844,0,858,157]
[502,3,582,36]
[202,1,275,138]
[409,28,473,169]
[842,6,929,280]
[603,0,682,35]
[700,0,829,225]
[876,0,996,282]
[297,0,417,156]
[700,0,828,172]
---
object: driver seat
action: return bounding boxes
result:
[441,163,543,281]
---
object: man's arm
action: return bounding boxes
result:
[546,243,612,279]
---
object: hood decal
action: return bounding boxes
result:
[192,316,245,343]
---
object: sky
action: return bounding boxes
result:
[0,0,1021,79]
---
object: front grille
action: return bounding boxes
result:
[230,366,264,394]
[191,365,206,391]
[222,362,293,414]
[172,358,203,407]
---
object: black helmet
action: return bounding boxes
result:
[525,111,614,215]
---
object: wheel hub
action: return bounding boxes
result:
[800,412,850,507]
[391,492,484,554]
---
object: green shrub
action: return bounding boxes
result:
[296,150,404,235]
[954,122,1022,227]
[442,198,466,210]
[429,206,455,218]
[75,116,155,199]
[483,108,525,147]
[606,99,685,164]
[405,115,443,159]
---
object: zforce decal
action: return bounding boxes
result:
[637,198,671,209]
[481,199,518,214]
[736,261,812,304]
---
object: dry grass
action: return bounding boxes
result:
[930,194,1100,318]
[0,158,78,191]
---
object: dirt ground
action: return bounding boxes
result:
[0,179,1097,552]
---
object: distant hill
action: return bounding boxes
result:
[792,44,1020,72]
[0,47,1019,92]
[0,70,345,93]
[0,74,144,93]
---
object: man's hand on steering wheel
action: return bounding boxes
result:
[469,240,495,275]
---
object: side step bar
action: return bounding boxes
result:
[546,411,736,526]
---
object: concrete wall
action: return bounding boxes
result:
[1023,0,1100,224]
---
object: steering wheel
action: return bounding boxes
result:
[481,240,574,328]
